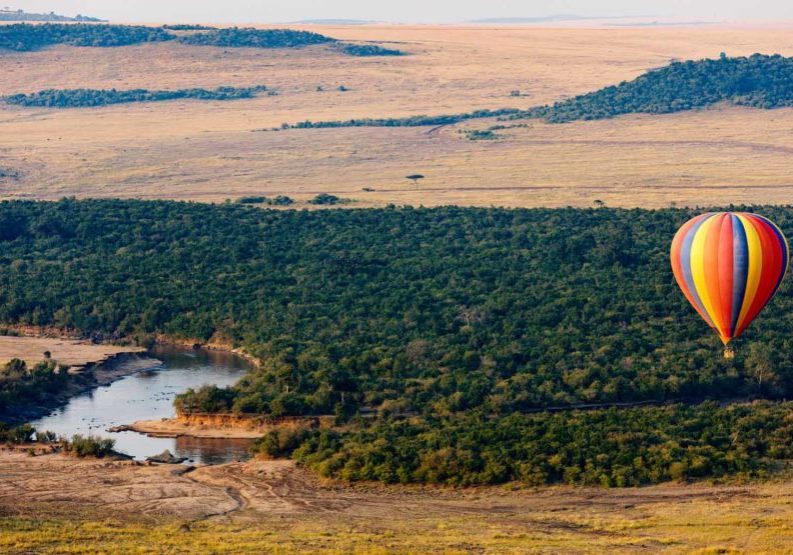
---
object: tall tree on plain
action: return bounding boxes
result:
[406,174,424,188]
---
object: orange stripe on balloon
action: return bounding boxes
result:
[671,214,709,319]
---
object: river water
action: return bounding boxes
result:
[31,345,254,464]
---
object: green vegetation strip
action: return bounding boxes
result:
[0,23,402,55]
[289,54,793,128]
[0,201,791,485]
[4,86,268,108]
[257,401,793,486]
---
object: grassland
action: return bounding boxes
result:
[4,24,793,207]
[0,451,791,554]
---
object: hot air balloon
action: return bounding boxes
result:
[670,212,789,357]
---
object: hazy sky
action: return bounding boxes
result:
[10,0,793,23]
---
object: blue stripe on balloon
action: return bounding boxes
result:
[730,214,748,336]
[680,214,715,328]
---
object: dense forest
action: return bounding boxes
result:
[257,401,793,486]
[4,86,268,108]
[0,200,791,484]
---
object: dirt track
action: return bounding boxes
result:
[1,449,792,553]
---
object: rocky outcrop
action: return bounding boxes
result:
[146,449,187,464]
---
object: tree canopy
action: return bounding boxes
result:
[0,199,791,485]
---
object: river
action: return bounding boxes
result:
[31,345,254,464]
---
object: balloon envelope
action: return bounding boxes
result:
[670,212,789,345]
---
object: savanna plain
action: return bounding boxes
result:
[4,24,793,207]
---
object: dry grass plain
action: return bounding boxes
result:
[4,24,793,206]
[0,450,791,554]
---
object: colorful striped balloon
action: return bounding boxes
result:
[671,212,789,346]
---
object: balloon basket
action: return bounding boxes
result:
[723,347,735,359]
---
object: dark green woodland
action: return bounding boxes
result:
[0,200,791,484]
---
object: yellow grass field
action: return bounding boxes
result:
[3,24,793,207]
[1,451,792,554]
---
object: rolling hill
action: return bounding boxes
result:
[0,8,104,22]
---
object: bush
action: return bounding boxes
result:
[0,423,35,443]
[269,195,294,206]
[235,195,295,206]
[250,427,312,458]
[64,434,115,458]
[237,196,268,204]
[309,193,344,205]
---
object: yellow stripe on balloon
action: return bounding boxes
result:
[735,213,763,332]
[690,215,719,332]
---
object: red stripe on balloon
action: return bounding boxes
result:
[703,213,727,335]
[717,215,734,339]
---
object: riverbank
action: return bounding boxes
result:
[153,334,261,368]
[1,351,162,425]
[113,418,265,439]
[116,412,332,439]
[0,330,261,427]
[0,333,145,369]
[0,449,791,553]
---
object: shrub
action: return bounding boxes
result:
[64,434,115,458]
[237,196,268,205]
[337,43,403,56]
[309,193,343,205]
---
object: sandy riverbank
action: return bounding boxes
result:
[116,418,265,439]
[0,334,145,369]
